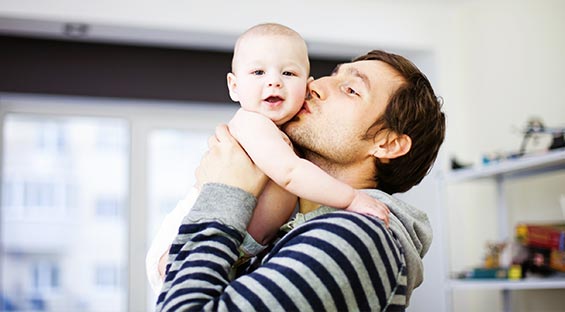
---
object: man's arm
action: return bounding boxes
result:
[155,183,255,311]
[156,184,407,311]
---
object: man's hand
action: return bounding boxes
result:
[195,124,268,197]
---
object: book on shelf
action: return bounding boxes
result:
[516,223,565,273]
[550,250,565,272]
[516,223,565,251]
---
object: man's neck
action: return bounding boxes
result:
[315,155,378,189]
[298,155,378,214]
[298,197,320,214]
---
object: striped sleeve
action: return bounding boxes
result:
[156,184,407,311]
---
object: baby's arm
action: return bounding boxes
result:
[228,109,389,224]
[246,180,297,247]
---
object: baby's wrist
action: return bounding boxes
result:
[347,189,361,208]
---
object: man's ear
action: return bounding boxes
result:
[226,73,239,102]
[370,133,412,160]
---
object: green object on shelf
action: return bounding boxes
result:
[468,268,508,279]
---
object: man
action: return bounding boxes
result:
[156,50,445,311]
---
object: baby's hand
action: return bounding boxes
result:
[347,190,390,227]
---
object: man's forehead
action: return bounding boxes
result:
[332,63,371,90]
[336,61,404,86]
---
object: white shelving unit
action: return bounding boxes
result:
[441,148,565,312]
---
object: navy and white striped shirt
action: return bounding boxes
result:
[156,184,408,311]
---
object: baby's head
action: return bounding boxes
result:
[227,23,310,126]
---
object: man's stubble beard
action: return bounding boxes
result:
[284,117,359,171]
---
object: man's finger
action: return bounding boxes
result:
[215,124,231,143]
[207,134,218,148]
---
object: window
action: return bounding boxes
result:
[1,181,15,214]
[23,181,55,210]
[145,127,230,310]
[96,121,127,152]
[95,264,120,288]
[1,111,128,312]
[148,129,209,221]
[95,196,122,218]
[31,260,60,291]
[36,121,66,154]
[0,94,237,312]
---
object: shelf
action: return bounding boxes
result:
[447,148,565,183]
[441,147,565,311]
[449,275,565,290]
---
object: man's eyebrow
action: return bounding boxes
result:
[333,64,371,91]
[348,67,371,91]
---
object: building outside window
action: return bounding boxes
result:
[94,264,120,289]
[95,196,123,218]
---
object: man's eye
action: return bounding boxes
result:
[346,87,359,96]
[253,70,265,75]
[282,71,295,76]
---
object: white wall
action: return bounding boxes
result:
[0,0,453,60]
[2,0,564,311]
[443,1,565,311]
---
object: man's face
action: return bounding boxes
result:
[283,60,404,165]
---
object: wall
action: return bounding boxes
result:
[0,0,446,53]
[443,1,565,311]
[2,0,564,311]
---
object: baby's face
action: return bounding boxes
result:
[228,35,310,125]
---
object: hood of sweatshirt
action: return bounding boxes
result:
[362,189,433,304]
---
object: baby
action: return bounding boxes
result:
[146,23,390,293]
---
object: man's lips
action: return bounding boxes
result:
[299,101,311,114]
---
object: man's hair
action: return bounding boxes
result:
[355,50,446,194]
[232,23,306,71]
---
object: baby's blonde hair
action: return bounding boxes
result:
[231,23,307,72]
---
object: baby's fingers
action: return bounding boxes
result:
[379,210,390,228]
[377,201,391,214]
[358,204,390,228]
[370,204,390,228]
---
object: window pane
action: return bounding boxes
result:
[146,129,210,307]
[1,114,128,312]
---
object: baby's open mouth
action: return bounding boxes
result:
[265,96,283,103]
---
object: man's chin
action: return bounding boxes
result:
[282,115,301,130]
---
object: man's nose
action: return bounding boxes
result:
[309,89,320,99]
[307,79,323,99]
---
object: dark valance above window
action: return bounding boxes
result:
[0,35,347,104]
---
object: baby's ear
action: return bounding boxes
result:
[226,73,239,102]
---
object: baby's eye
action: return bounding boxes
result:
[252,70,265,75]
[282,71,296,76]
